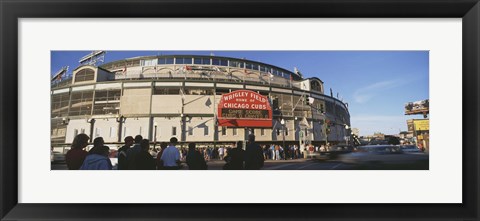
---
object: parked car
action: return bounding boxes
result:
[400,145,422,153]
[338,145,428,169]
[51,151,66,163]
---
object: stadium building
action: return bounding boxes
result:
[51,53,351,148]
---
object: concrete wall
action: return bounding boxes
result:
[151,95,182,114]
[183,95,215,114]
[217,127,245,142]
[121,88,151,115]
[184,117,215,142]
[65,119,91,143]
[91,118,121,142]
[122,117,150,140]
[153,117,182,142]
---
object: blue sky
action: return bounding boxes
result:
[51,51,429,136]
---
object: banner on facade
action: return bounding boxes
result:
[217,90,272,127]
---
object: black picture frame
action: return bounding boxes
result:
[1,0,479,220]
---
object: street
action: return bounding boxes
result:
[51,158,371,170]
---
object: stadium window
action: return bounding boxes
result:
[141,59,157,66]
[75,68,95,82]
[215,88,231,95]
[212,59,228,66]
[233,128,237,136]
[204,126,209,136]
[188,127,193,136]
[229,60,244,68]
[260,66,267,72]
[276,128,280,136]
[110,127,116,138]
[261,128,265,136]
[194,58,211,65]
[154,87,181,95]
[184,88,214,95]
[51,93,70,117]
[175,57,192,64]
[69,91,93,116]
[222,127,227,136]
[285,127,289,136]
[172,127,177,136]
[245,63,252,69]
[93,89,121,115]
[95,128,101,138]
[251,64,258,70]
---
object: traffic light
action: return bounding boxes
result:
[325,119,330,134]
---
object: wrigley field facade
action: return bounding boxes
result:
[51,54,351,147]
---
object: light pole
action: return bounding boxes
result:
[344,124,350,146]
[281,119,286,160]
[154,121,158,143]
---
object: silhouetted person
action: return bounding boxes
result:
[126,135,143,170]
[65,134,89,170]
[224,141,245,170]
[186,143,207,170]
[160,137,181,170]
[244,134,264,170]
[117,136,133,170]
[80,137,112,170]
[156,142,168,170]
[133,139,156,170]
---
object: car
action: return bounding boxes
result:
[400,145,422,153]
[338,145,428,169]
[51,151,66,163]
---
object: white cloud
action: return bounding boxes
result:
[353,80,398,104]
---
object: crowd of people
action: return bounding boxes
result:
[259,143,333,160]
[64,133,265,170]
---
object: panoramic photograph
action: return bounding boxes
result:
[50,51,429,170]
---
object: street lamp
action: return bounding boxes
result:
[280,119,286,160]
[344,124,350,146]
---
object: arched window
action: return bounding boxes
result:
[75,68,95,83]
[310,80,323,92]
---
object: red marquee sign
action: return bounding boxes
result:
[217,90,272,128]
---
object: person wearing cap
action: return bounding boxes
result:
[160,137,181,169]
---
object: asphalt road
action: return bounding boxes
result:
[51,158,359,170]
